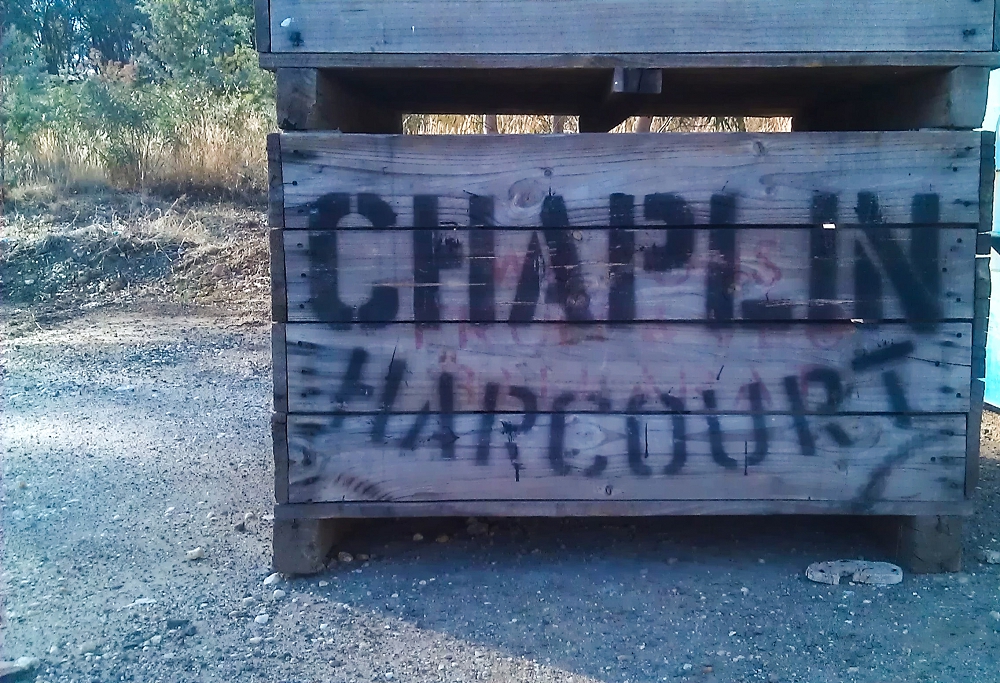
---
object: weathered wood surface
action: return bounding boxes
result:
[276,69,403,132]
[259,52,1000,71]
[266,0,995,55]
[284,322,972,415]
[793,67,991,132]
[281,227,977,323]
[273,499,974,519]
[279,132,984,228]
[284,413,966,505]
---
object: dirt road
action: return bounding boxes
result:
[3,303,1000,683]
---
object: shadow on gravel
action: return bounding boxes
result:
[293,515,888,680]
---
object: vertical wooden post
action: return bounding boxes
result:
[276,68,402,132]
[484,114,499,134]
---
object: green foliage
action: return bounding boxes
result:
[1,0,275,194]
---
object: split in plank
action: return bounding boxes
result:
[266,0,995,55]
[282,227,977,324]
[284,322,973,414]
[279,132,985,229]
[284,413,967,505]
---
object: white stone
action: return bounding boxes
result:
[242,597,255,607]
[980,549,1000,564]
[263,572,281,586]
[150,635,162,646]
[805,560,902,586]
[272,589,286,600]
[185,547,205,561]
[254,614,269,625]
[248,636,263,645]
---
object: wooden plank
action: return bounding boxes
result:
[285,413,967,505]
[279,132,983,228]
[267,133,283,227]
[272,412,289,504]
[254,0,270,53]
[276,69,403,132]
[272,517,351,574]
[981,132,996,233]
[259,52,1000,71]
[793,67,990,131]
[893,515,963,573]
[282,227,977,324]
[272,324,288,412]
[267,0,994,55]
[285,322,973,414]
[269,230,287,323]
[967,378,985,498]
[274,499,974,519]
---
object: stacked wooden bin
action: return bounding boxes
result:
[257,0,998,574]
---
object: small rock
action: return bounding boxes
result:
[768,674,780,683]
[740,587,749,596]
[0,657,40,678]
[990,611,1000,621]
[166,618,189,630]
[149,635,162,646]
[980,549,1000,564]
[78,640,101,655]
[436,534,450,544]
[263,573,281,586]
[338,552,354,564]
[703,665,713,674]
[318,581,329,587]
[241,597,256,607]
[357,553,370,562]
[412,533,424,542]
[248,637,262,645]
[847,666,860,674]
[667,557,678,565]
[48,645,59,656]
[211,264,230,278]
[254,614,269,625]
[681,663,693,671]
[466,521,489,536]
[243,512,256,523]
[185,547,205,561]
[165,507,175,515]
[272,589,286,600]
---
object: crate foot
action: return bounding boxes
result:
[875,515,964,574]
[272,518,353,575]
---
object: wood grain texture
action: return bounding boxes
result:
[259,52,1000,71]
[267,133,283,227]
[980,132,996,233]
[274,499,973,519]
[285,413,966,505]
[254,0,270,53]
[279,132,983,228]
[284,322,973,414]
[276,69,402,132]
[272,324,288,413]
[267,0,994,54]
[967,378,985,498]
[269,230,287,323]
[272,412,289,504]
[282,227,977,323]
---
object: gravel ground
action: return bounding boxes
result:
[2,301,1000,683]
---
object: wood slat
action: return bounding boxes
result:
[254,0,270,53]
[269,230,287,323]
[260,52,1000,71]
[282,227,976,324]
[284,322,973,414]
[267,133,283,227]
[272,412,289,504]
[267,0,994,55]
[280,132,983,228]
[285,413,966,505]
[967,378,985,498]
[272,324,288,412]
[274,499,973,518]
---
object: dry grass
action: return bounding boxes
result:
[405,114,791,135]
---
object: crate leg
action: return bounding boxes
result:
[272,518,352,575]
[881,516,964,574]
[276,68,402,132]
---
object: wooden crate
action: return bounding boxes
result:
[258,0,997,575]
[256,0,1000,130]
[268,130,994,572]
